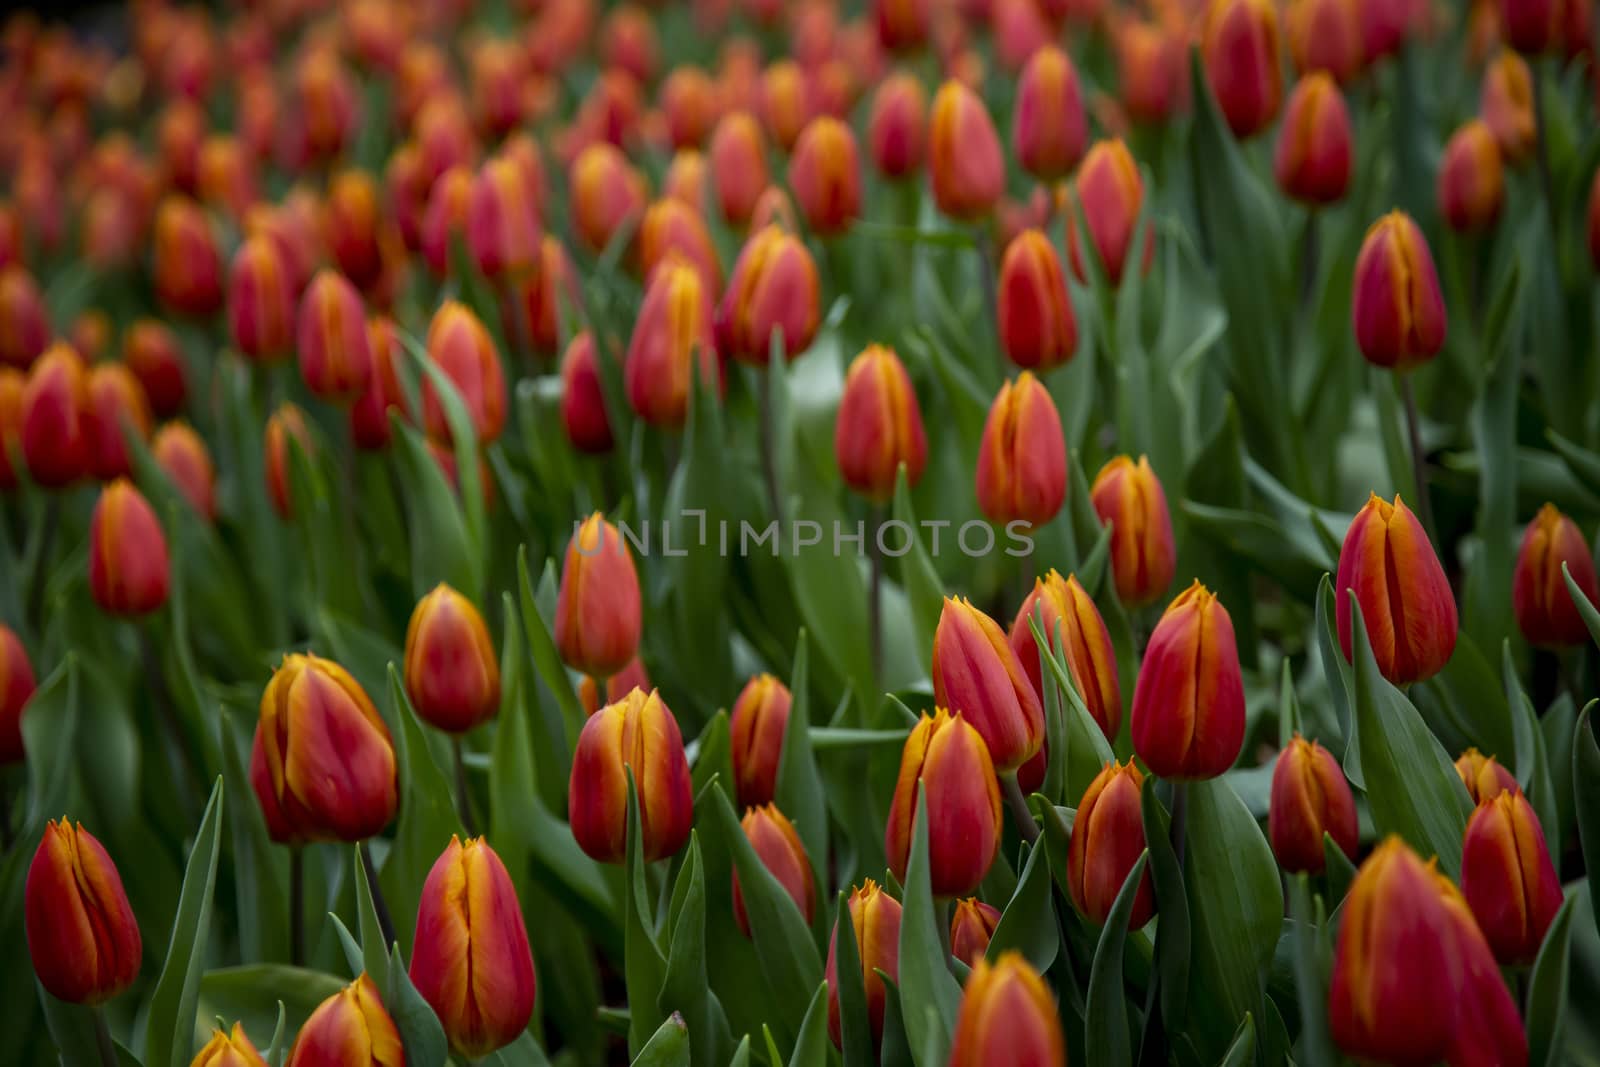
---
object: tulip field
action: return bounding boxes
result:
[9,0,1600,1064]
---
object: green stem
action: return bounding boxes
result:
[1001,773,1041,845]
[869,503,885,695]
[359,840,399,952]
[1532,59,1560,248]
[290,845,305,967]
[1399,374,1436,546]
[25,494,61,637]
[453,735,477,836]
[93,1005,117,1067]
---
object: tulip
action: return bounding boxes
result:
[1066,760,1155,926]
[287,974,404,1067]
[1286,0,1365,84]
[560,333,614,455]
[1066,139,1149,286]
[0,367,21,490]
[83,363,152,482]
[758,60,810,152]
[1462,790,1563,965]
[153,196,223,317]
[708,111,770,227]
[1336,493,1458,683]
[1359,0,1416,59]
[569,687,693,863]
[1269,735,1359,873]
[825,879,901,1050]
[191,1023,269,1067]
[88,478,169,617]
[122,320,187,419]
[420,166,473,276]
[468,155,542,280]
[1090,455,1177,608]
[661,66,719,149]
[423,301,506,444]
[1328,838,1467,1063]
[251,653,398,843]
[834,344,927,502]
[0,265,49,369]
[748,187,798,233]
[1352,212,1448,370]
[875,0,929,50]
[975,372,1067,528]
[1009,570,1122,742]
[151,421,216,522]
[1013,47,1088,181]
[320,169,384,292]
[1131,582,1246,779]
[932,597,1045,771]
[1436,873,1532,1067]
[555,513,643,678]
[1514,502,1600,647]
[1439,120,1507,233]
[625,256,719,428]
[948,953,1066,1067]
[732,804,817,936]
[1115,19,1189,125]
[70,313,112,365]
[158,99,205,194]
[297,270,373,402]
[20,342,90,489]
[570,143,648,254]
[508,237,580,356]
[662,149,708,210]
[1502,0,1559,52]
[264,403,314,520]
[1480,50,1535,165]
[884,710,1003,896]
[638,198,723,292]
[1203,0,1285,140]
[25,819,142,1004]
[949,898,1001,967]
[786,116,862,238]
[997,230,1077,371]
[579,657,651,716]
[228,236,296,364]
[404,584,501,734]
[1274,73,1353,205]
[715,225,822,365]
[469,40,528,138]
[1457,748,1521,804]
[1,623,35,764]
[730,673,791,809]
[928,79,1004,220]
[409,836,537,1056]
[867,73,926,179]
[350,317,411,451]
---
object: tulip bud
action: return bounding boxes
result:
[624,256,719,428]
[757,60,810,153]
[1438,120,1507,233]
[663,149,708,211]
[730,673,791,809]
[84,363,152,482]
[350,317,411,452]
[556,513,643,677]
[1202,0,1285,140]
[0,367,21,491]
[867,73,926,179]
[423,301,507,444]
[1115,19,1190,125]
[1351,212,1448,370]
[467,155,542,280]
[191,1023,269,1067]
[928,80,1004,220]
[1090,455,1176,608]
[1009,570,1122,742]
[834,343,927,502]
[708,111,770,227]
[122,320,187,419]
[825,880,901,1050]
[661,66,719,149]
[1328,838,1466,1063]
[732,804,817,936]
[1066,760,1155,927]
[153,196,223,317]
[1269,735,1359,873]
[933,597,1045,771]
[297,270,374,402]
[560,332,614,455]
[71,312,113,365]
[570,143,648,254]
[1480,50,1536,165]
[420,166,473,277]
[409,836,537,1056]
[1514,502,1599,647]
[948,898,1001,967]
[25,819,142,1005]
[1457,748,1520,804]
[715,225,821,365]
[1274,73,1353,205]
[151,421,216,522]
[1502,0,1559,52]
[1435,870,1532,1067]
[1066,139,1149,286]
[251,653,398,843]
[569,687,693,863]
[1286,0,1365,84]
[885,710,1002,897]
[228,235,296,364]
[1461,790,1563,965]
[264,403,314,520]
[1013,47,1088,181]
[1131,581,1246,779]
[20,342,90,488]
[1358,0,1416,60]
[639,198,723,292]
[788,116,862,237]
[975,372,1067,528]
[948,952,1067,1067]
[1,623,35,764]
[1336,493,1458,683]
[404,583,501,734]
[508,237,579,356]
[287,974,404,1067]
[0,265,49,369]
[997,230,1078,371]
[323,169,386,291]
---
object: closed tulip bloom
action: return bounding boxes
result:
[228,236,296,363]
[834,344,927,502]
[663,149,709,210]
[1436,873,1531,1067]
[975,372,1067,528]
[1013,47,1088,181]
[625,256,719,428]
[424,301,506,444]
[1514,502,1599,647]
[468,156,542,280]
[1359,0,1415,59]
[579,658,651,715]
[1439,120,1507,232]
[789,116,863,237]
[1336,493,1457,683]
[933,597,1046,771]
[1286,0,1364,84]
[25,819,141,1004]
[1131,582,1246,779]
[1269,735,1359,873]
[321,169,386,292]
[0,367,22,490]
[1,623,36,764]
[509,237,580,355]
[251,653,398,843]
[1009,570,1122,742]
[1090,455,1176,607]
[1352,212,1448,369]
[1203,0,1285,140]
[1457,748,1520,804]
[876,0,929,50]
[151,421,216,522]
[1274,73,1353,205]
[409,836,536,1057]
[420,166,473,276]
[729,673,791,808]
[84,363,152,482]
[948,953,1066,1067]
[639,198,723,292]
[264,403,314,520]
[21,343,90,488]
[560,333,614,454]
[715,225,821,365]
[868,73,927,178]
[949,898,1001,967]
[297,270,373,402]
[570,143,648,254]
[0,265,49,369]
[825,880,901,1050]
[998,230,1077,371]
[928,80,1004,220]
[556,513,643,677]
[191,1023,269,1067]
[1067,760,1155,926]
[1462,790,1563,965]
[885,710,1003,896]
[708,111,770,227]
[733,804,817,936]
[1502,0,1559,52]
[1116,19,1190,125]
[287,974,404,1067]
[1480,50,1536,165]
[405,584,501,734]
[758,60,810,153]
[349,317,411,452]
[661,66,719,149]
[1067,139,1148,286]
[122,320,187,419]
[153,196,223,316]
[749,186,799,234]
[569,687,693,863]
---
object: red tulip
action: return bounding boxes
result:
[1130,581,1246,780]
[1336,493,1458,684]
[884,710,1003,897]
[1269,735,1359,873]
[25,819,142,1004]
[568,687,693,864]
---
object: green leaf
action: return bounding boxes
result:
[658,835,731,1067]
[985,839,1056,973]
[1315,576,1359,782]
[630,1014,690,1067]
[517,546,588,755]
[384,941,450,1067]
[196,966,345,1053]
[145,778,225,1067]
[625,772,669,1057]
[1322,833,1357,907]
[1527,895,1576,1067]
[1217,1014,1256,1067]
[1027,612,1115,803]
[788,984,832,1067]
[775,631,828,931]
[353,846,391,985]
[265,1002,287,1067]
[832,890,875,1067]
[892,466,947,669]
[896,782,962,1066]
[389,416,482,601]
[1288,876,1336,1067]
[38,984,108,1067]
[1564,563,1600,649]
[1084,851,1149,1067]
[219,706,289,966]
[1140,779,1189,1034]
[1503,641,1562,855]
[1572,702,1600,933]
[394,329,487,561]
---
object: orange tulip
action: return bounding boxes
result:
[948,953,1066,1067]
[0,623,36,764]
[264,402,314,520]
[730,673,792,809]
[708,111,770,227]
[152,421,216,522]
[732,804,817,936]
[1202,0,1285,140]
[1286,0,1365,84]
[1512,502,1600,647]
[825,880,901,1050]
[190,1023,269,1067]
[324,169,389,292]
[625,255,720,427]
[1090,455,1176,607]
[884,710,1003,896]
[83,363,152,482]
[1067,760,1154,927]
[152,195,223,317]
[1130,582,1247,779]
[928,79,1004,220]
[997,229,1077,371]
[25,819,142,1004]
[1269,735,1359,873]
[975,372,1067,527]
[560,332,614,455]
[20,342,90,489]
[1438,120,1506,233]
[1351,212,1447,370]
[948,898,1001,967]
[1480,50,1535,165]
[467,155,542,279]
[1336,493,1458,683]
[1009,570,1122,743]
[228,236,296,364]
[638,198,723,292]
[286,974,404,1067]
[0,265,49,369]
[423,301,506,444]
[349,317,411,452]
[297,270,373,402]
[1461,790,1563,965]
[834,343,927,502]
[715,225,821,365]
[789,116,863,237]
[122,319,187,418]
[404,583,501,734]
[570,143,648,254]
[568,687,694,863]
[1066,139,1150,286]
[1013,46,1088,181]
[1274,73,1353,205]
[867,72,927,178]
[1456,748,1520,804]
[555,513,643,678]
[89,478,169,617]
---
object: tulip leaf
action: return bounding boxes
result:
[1527,894,1577,1067]
[630,1013,690,1067]
[391,415,482,602]
[145,777,224,1067]
[1037,612,1070,807]
[37,984,110,1067]
[1564,563,1600,650]
[394,328,488,562]
[194,966,345,1053]
[1346,592,1473,875]
[896,781,962,1067]
[1217,1013,1256,1067]
[1321,833,1357,907]
[832,890,875,1067]
[217,683,290,967]
[330,913,364,979]
[985,839,1056,973]
[1287,876,1336,1067]
[625,772,670,1057]
[353,845,392,983]
[265,1001,287,1067]
[1572,702,1600,933]
[1314,576,1360,786]
[891,465,945,669]
[876,972,915,1067]
[728,1035,752,1067]
[788,983,831,1067]
[775,630,828,935]
[1503,641,1562,855]
[1028,612,1115,802]
[1428,629,1515,767]
[689,710,735,805]
[515,546,590,759]
[1140,779,1190,1036]
[1085,851,1149,1067]
[659,835,733,1067]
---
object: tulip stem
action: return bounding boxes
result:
[936,899,953,965]
[1299,209,1319,311]
[1169,782,1189,871]
[290,845,305,967]
[974,230,999,343]
[1001,774,1040,845]
[453,736,477,836]
[1532,60,1560,245]
[359,841,400,952]
[92,1005,117,1067]
[869,504,885,694]
[25,493,61,637]
[1398,375,1436,546]
[758,374,784,527]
